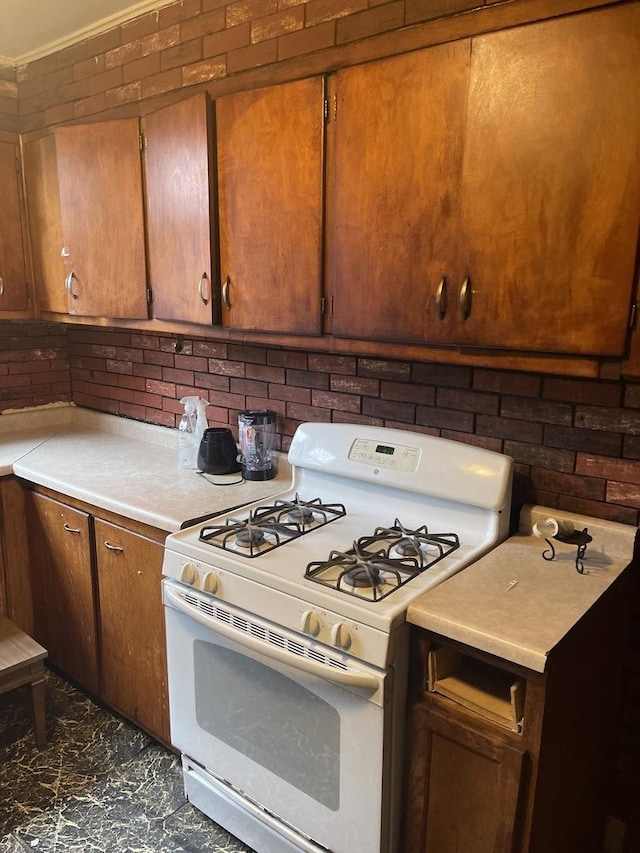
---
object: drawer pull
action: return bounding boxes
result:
[104,541,124,553]
[63,522,81,535]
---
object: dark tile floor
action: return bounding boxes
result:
[0,671,252,853]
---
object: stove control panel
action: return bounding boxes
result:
[349,438,420,472]
[179,561,219,594]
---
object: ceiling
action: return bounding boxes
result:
[0,0,174,64]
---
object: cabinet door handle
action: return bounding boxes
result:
[65,271,76,297]
[198,272,209,305]
[63,522,81,534]
[435,277,447,320]
[459,276,472,320]
[222,276,231,310]
[0,276,4,296]
[104,541,124,553]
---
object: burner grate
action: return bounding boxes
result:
[199,494,347,557]
[305,519,460,602]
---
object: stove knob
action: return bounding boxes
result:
[331,622,352,651]
[202,571,219,594]
[301,610,321,637]
[180,563,197,585]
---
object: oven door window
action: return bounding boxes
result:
[194,640,340,809]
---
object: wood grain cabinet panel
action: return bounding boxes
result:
[23,134,67,315]
[330,41,471,344]
[405,703,524,853]
[25,492,99,694]
[94,519,169,743]
[54,118,148,320]
[0,135,30,314]
[458,3,640,356]
[329,3,639,357]
[144,94,218,326]
[216,77,325,335]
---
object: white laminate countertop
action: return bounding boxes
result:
[1,404,292,533]
[407,504,637,673]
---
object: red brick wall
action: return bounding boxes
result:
[13,0,565,133]
[64,324,640,528]
[0,322,70,410]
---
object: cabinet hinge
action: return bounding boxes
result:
[630,302,638,330]
[139,132,146,151]
[324,95,337,125]
[146,286,153,303]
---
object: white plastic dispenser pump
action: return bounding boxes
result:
[178,396,201,469]
[195,397,208,449]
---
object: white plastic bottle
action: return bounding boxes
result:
[195,397,208,452]
[177,396,199,468]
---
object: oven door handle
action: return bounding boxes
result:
[165,585,380,691]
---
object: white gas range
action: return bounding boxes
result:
[162,422,513,853]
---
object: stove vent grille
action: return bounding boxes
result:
[182,591,349,672]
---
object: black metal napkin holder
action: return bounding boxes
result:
[541,528,592,574]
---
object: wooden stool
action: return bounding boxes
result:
[0,616,47,748]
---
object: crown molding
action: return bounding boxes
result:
[13,0,177,66]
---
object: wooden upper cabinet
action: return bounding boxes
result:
[216,77,325,335]
[330,43,471,344]
[23,134,67,315]
[329,3,639,358]
[0,135,30,314]
[54,118,149,319]
[458,3,640,356]
[144,94,218,325]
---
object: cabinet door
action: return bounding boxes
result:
[216,77,324,335]
[0,137,30,312]
[25,492,99,694]
[330,43,470,343]
[23,134,68,315]
[144,94,218,325]
[55,118,149,319]
[405,702,524,853]
[458,4,640,355]
[94,519,169,742]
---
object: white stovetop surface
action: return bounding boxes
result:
[407,504,637,672]
[2,404,291,532]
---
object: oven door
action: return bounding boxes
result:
[163,578,392,853]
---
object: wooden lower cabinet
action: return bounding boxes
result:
[25,492,99,694]
[404,564,634,853]
[94,518,169,742]
[405,703,524,852]
[24,488,169,743]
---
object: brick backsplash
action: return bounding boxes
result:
[29,321,635,529]
[0,322,71,410]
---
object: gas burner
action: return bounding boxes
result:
[198,497,347,557]
[263,494,347,532]
[305,520,461,602]
[359,519,460,568]
[306,541,421,602]
[199,510,301,557]
[343,565,381,589]
[236,527,266,548]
